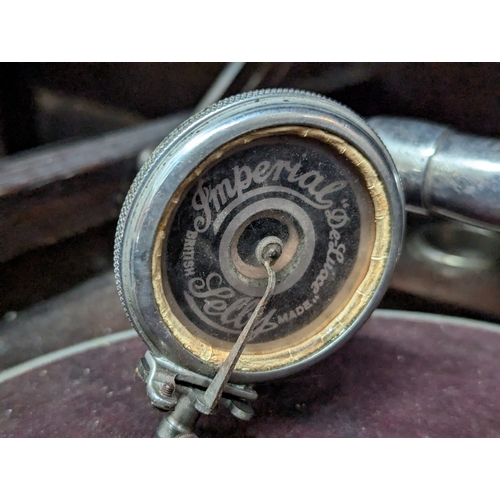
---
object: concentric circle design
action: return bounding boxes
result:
[219,198,315,296]
[115,90,405,383]
[155,127,390,366]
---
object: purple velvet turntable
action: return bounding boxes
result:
[1,310,499,438]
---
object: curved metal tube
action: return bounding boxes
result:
[369,116,500,231]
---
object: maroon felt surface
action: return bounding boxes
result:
[1,312,500,438]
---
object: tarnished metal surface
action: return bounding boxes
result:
[116,89,404,383]
[154,125,391,375]
[391,218,500,319]
[369,116,500,231]
[1,311,500,438]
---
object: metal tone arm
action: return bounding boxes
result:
[369,116,500,232]
[195,237,281,415]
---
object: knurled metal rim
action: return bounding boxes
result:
[114,88,405,383]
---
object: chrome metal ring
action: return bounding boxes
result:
[115,88,405,383]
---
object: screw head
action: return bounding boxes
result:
[255,236,283,265]
[160,382,175,398]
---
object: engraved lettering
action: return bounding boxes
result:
[325,208,349,240]
[253,161,273,183]
[311,205,349,293]
[233,165,252,198]
[185,289,278,338]
[208,178,237,212]
[219,297,255,327]
[192,182,212,233]
[278,299,316,324]
[191,159,348,233]
[298,171,325,192]
[182,231,198,277]
[327,240,346,264]
[188,273,235,299]
[277,313,288,324]
[271,160,289,181]
[316,181,347,205]
[249,309,278,338]
[285,162,302,182]
[203,299,228,315]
